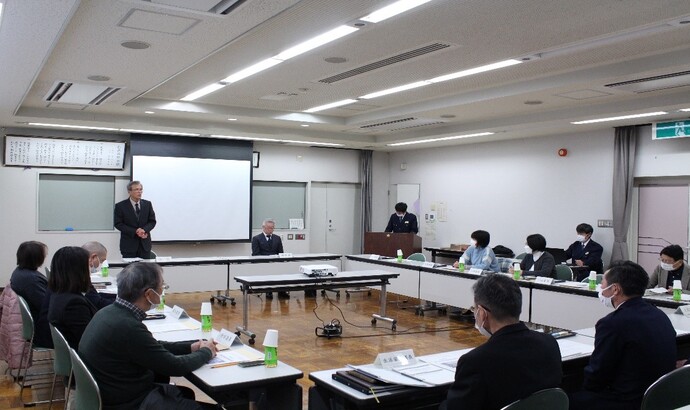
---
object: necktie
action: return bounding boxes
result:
[135,203,140,216]
[267,235,271,242]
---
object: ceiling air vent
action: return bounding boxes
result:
[141,0,248,15]
[605,70,690,94]
[348,117,445,133]
[44,82,121,106]
[319,42,453,84]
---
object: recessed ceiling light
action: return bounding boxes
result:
[121,40,150,50]
[227,118,238,121]
[88,75,111,82]
[387,132,494,146]
[144,111,155,114]
[571,111,667,124]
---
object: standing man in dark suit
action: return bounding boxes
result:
[570,260,676,410]
[565,222,604,278]
[440,274,562,410]
[384,202,418,234]
[114,181,156,259]
[251,219,288,299]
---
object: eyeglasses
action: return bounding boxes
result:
[470,304,491,313]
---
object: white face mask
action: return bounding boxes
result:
[474,307,492,337]
[146,289,162,311]
[471,239,478,247]
[524,245,532,254]
[576,234,586,243]
[660,262,675,271]
[90,260,102,274]
[598,284,615,309]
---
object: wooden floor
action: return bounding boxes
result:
[1,289,484,409]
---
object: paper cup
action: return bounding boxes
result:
[589,271,597,280]
[263,329,279,347]
[673,280,682,290]
[200,302,213,316]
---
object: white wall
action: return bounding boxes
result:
[388,129,616,263]
[635,125,690,178]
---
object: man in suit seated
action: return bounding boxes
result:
[114,181,156,259]
[570,260,677,410]
[440,274,562,410]
[251,219,290,299]
[565,222,604,279]
[384,202,418,234]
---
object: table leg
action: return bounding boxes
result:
[371,281,397,330]
[235,287,256,344]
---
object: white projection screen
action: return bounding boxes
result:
[130,135,253,242]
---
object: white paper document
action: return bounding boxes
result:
[558,339,594,359]
[418,348,472,371]
[145,320,200,333]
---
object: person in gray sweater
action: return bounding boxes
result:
[79,262,217,410]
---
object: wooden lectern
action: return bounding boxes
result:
[364,232,422,258]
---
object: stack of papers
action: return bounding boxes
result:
[558,339,594,359]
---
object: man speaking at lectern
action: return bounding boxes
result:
[114,181,156,258]
[385,202,418,234]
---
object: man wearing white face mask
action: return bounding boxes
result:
[570,260,676,410]
[80,262,219,410]
[82,241,116,308]
[564,223,604,279]
[440,274,562,410]
[648,244,690,294]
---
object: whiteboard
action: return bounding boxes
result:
[5,135,125,169]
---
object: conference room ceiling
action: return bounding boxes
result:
[2,0,690,150]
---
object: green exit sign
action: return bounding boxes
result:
[653,120,690,139]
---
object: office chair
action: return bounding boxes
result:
[17,295,55,406]
[149,250,157,259]
[500,387,568,410]
[407,253,426,262]
[554,265,574,281]
[69,348,102,410]
[641,365,690,410]
[514,253,527,260]
[48,324,71,409]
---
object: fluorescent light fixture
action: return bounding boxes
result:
[387,132,494,146]
[679,108,690,112]
[0,4,4,28]
[222,58,282,84]
[361,0,433,23]
[28,122,119,131]
[429,59,522,83]
[304,99,358,113]
[360,81,431,99]
[275,26,358,60]
[144,111,155,114]
[211,134,343,146]
[120,129,200,137]
[571,111,668,124]
[181,83,226,101]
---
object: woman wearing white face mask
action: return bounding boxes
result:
[648,244,690,294]
[453,230,500,272]
[509,234,556,278]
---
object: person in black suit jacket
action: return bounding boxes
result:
[114,181,157,259]
[510,233,556,277]
[570,260,677,410]
[46,246,98,350]
[251,219,289,299]
[384,202,418,234]
[564,223,604,278]
[440,274,562,410]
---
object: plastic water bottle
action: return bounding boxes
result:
[396,249,403,262]
[101,260,109,277]
[673,280,682,302]
[156,289,165,312]
[588,271,597,291]
[513,263,521,280]
[200,302,213,334]
[263,329,279,368]
[458,260,465,272]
